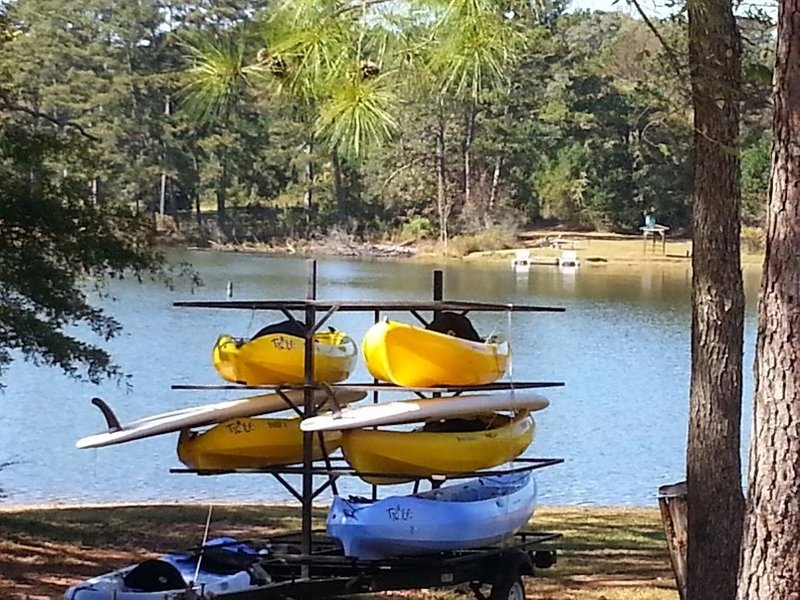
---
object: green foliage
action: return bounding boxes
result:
[535,144,589,224]
[399,216,436,241]
[315,74,398,158]
[430,0,520,100]
[740,225,765,255]
[741,135,771,225]
[0,123,189,385]
[0,0,775,270]
[263,1,355,104]
[448,227,517,256]
[181,30,259,123]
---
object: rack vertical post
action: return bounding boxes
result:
[432,270,443,305]
[301,259,317,577]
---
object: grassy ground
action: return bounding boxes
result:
[0,504,677,600]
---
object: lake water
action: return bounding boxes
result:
[0,251,762,508]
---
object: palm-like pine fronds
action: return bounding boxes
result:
[179,0,520,154]
[315,72,398,158]
[180,31,256,123]
[262,0,355,104]
[430,0,521,100]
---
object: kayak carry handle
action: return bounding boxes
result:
[90,397,122,433]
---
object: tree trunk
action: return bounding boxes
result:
[463,102,476,210]
[436,108,448,249]
[159,95,171,217]
[489,154,502,212]
[686,3,745,600]
[304,140,314,216]
[332,150,345,218]
[737,2,800,596]
[159,172,167,216]
[192,150,202,227]
[216,160,227,228]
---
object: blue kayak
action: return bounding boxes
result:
[327,472,537,560]
[64,537,269,599]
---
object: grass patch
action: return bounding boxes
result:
[464,230,764,268]
[446,228,518,257]
[0,504,676,600]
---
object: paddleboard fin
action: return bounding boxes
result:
[90,397,122,433]
[320,383,343,416]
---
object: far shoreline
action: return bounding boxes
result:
[0,499,660,513]
[169,228,764,269]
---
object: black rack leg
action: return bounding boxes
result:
[302,258,317,579]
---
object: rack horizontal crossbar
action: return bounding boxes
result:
[173,299,565,312]
[171,381,565,392]
[170,457,564,479]
[255,530,562,567]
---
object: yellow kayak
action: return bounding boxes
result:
[340,411,534,484]
[361,316,510,387]
[213,324,357,385]
[177,417,342,470]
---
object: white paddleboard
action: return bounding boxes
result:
[77,389,366,449]
[300,390,549,432]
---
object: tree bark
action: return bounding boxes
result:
[159,172,168,216]
[489,154,502,212]
[737,2,800,596]
[686,2,745,599]
[304,140,314,216]
[463,102,476,209]
[436,106,448,248]
[216,159,227,227]
[332,150,345,218]
[192,150,202,227]
[159,95,171,217]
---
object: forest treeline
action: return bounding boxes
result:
[0,1,775,247]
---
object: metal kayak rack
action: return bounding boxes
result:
[206,530,561,600]
[170,260,566,600]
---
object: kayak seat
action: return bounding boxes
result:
[123,559,187,592]
[198,546,261,575]
[251,319,308,340]
[426,312,481,342]
[422,417,491,433]
[346,495,373,504]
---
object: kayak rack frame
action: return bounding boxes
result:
[171,456,565,504]
[172,260,566,599]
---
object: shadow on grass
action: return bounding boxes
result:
[0,504,677,600]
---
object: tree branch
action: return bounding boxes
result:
[333,0,395,18]
[380,155,431,192]
[625,0,686,80]
[0,93,101,141]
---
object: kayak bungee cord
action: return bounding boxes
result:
[192,504,214,589]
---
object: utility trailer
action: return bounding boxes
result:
[214,529,560,600]
[173,457,563,600]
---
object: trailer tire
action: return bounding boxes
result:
[489,574,526,600]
